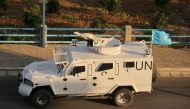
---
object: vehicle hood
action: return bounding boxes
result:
[23,60,62,78]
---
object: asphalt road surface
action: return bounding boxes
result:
[0,77,189,109]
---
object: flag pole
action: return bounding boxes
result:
[151,30,153,55]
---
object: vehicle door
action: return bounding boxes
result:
[64,63,87,92]
[93,61,115,88]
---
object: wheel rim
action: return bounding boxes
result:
[37,94,48,105]
[118,93,130,103]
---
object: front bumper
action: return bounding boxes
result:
[18,83,32,96]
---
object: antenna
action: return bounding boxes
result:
[150,30,153,55]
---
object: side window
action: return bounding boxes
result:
[70,66,85,76]
[98,63,113,72]
[125,62,134,68]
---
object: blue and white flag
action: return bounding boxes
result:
[152,30,171,45]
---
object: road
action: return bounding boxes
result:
[0,77,189,109]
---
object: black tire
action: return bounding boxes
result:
[152,63,158,82]
[113,88,133,107]
[32,89,53,108]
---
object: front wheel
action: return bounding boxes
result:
[32,89,53,108]
[113,88,133,107]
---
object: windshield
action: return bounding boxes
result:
[53,46,68,64]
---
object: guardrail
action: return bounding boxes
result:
[0,28,40,44]
[0,25,190,47]
[47,27,123,44]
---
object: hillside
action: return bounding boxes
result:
[0,0,190,30]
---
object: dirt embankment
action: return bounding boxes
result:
[0,0,189,29]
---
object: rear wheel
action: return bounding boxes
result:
[113,88,133,107]
[32,89,53,108]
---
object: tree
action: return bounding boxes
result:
[47,0,60,13]
[98,0,122,12]
[23,4,42,27]
[0,0,8,10]
[91,10,108,28]
[151,11,168,29]
[154,0,170,7]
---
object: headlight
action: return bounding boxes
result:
[24,78,33,87]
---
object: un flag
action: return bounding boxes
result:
[152,30,171,45]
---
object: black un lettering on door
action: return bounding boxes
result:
[125,61,152,70]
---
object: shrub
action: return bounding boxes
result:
[63,13,73,20]
[98,0,122,12]
[47,0,60,13]
[23,4,42,27]
[0,0,8,10]
[0,30,7,40]
[0,11,5,17]
[0,30,25,41]
[154,0,170,7]
[151,11,168,29]
[91,11,108,28]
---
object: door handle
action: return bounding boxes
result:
[108,78,114,80]
[80,79,86,80]
[101,71,107,76]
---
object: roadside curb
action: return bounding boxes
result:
[158,68,190,77]
[0,67,24,70]
[0,67,190,77]
[158,68,190,72]
[0,67,23,77]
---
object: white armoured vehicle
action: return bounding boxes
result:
[18,32,157,108]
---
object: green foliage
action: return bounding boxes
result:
[23,4,42,27]
[0,0,8,10]
[0,30,25,41]
[0,30,7,40]
[136,31,152,41]
[78,0,93,7]
[91,10,117,28]
[154,0,170,7]
[0,11,5,17]
[78,1,85,7]
[112,12,126,17]
[47,0,60,13]
[91,11,108,28]
[151,11,168,29]
[98,0,122,12]
[21,0,32,2]
[63,13,73,20]
[97,8,104,13]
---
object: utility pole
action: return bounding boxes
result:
[42,0,46,47]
